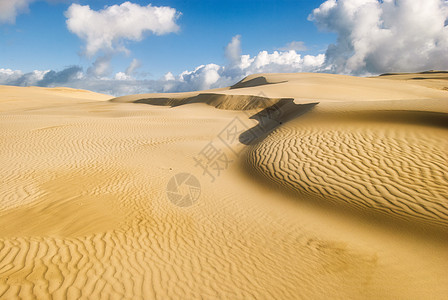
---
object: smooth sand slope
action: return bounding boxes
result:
[0,72,447,299]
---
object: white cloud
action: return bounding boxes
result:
[309,0,448,74]
[161,63,233,92]
[3,0,448,96]
[0,35,325,95]
[38,66,82,86]
[277,41,308,51]
[0,66,152,95]
[0,0,34,24]
[8,0,448,96]
[0,68,49,85]
[164,35,324,92]
[112,59,141,81]
[114,72,131,81]
[163,72,175,81]
[160,36,325,92]
[0,68,22,81]
[87,55,112,77]
[65,2,180,57]
[238,50,325,74]
[125,58,141,76]
[0,0,69,24]
[225,34,242,65]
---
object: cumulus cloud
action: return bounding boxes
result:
[38,66,82,86]
[0,68,46,85]
[3,0,448,96]
[0,67,75,88]
[171,36,324,92]
[238,50,325,74]
[160,64,231,92]
[0,35,325,95]
[309,0,448,74]
[111,59,142,81]
[87,55,112,77]
[225,34,242,65]
[65,2,180,57]
[8,0,448,96]
[160,36,325,92]
[0,0,34,23]
[125,58,141,76]
[0,66,153,95]
[114,72,130,81]
[0,67,81,87]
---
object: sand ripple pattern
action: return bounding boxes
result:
[2,105,385,299]
[247,120,448,228]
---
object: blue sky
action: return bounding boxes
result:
[1,0,447,95]
[1,0,332,77]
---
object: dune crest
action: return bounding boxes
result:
[126,93,295,111]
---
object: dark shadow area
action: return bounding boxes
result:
[338,110,448,129]
[379,70,448,77]
[378,72,407,76]
[134,95,212,107]
[134,93,300,111]
[411,77,448,80]
[239,100,318,145]
[239,154,448,243]
[135,97,176,106]
[418,70,448,74]
[230,76,288,89]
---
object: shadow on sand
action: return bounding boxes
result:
[239,99,318,145]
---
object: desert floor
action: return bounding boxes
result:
[0,72,447,299]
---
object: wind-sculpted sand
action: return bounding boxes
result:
[0,72,447,299]
[246,110,448,230]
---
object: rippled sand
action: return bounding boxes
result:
[1,72,447,299]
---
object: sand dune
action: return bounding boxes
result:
[116,72,448,104]
[0,72,447,299]
[246,111,448,230]
[0,86,111,113]
[376,70,448,91]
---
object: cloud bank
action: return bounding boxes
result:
[0,36,324,96]
[162,35,324,92]
[2,0,448,95]
[309,0,448,74]
[65,2,180,57]
[0,67,82,86]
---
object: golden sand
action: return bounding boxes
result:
[0,72,447,299]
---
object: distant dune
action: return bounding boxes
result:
[0,72,447,299]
